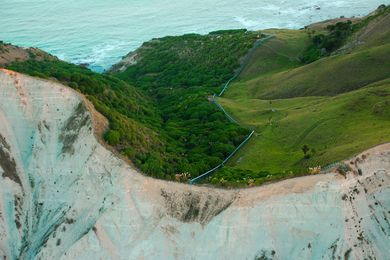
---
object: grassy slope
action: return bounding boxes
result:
[215,9,390,186]
[346,5,390,51]
[227,43,390,99]
[220,80,390,174]
[227,10,390,100]
[237,29,310,80]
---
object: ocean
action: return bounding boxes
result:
[0,0,388,71]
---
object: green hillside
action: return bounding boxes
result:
[109,29,265,179]
[213,6,390,187]
[227,43,390,99]
[5,59,169,174]
[218,80,390,185]
[3,29,258,180]
[236,29,310,80]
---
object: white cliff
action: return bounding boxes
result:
[0,69,389,259]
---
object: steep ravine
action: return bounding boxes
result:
[0,69,389,259]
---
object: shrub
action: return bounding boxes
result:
[104,130,121,145]
[301,21,353,63]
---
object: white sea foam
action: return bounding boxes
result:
[234,16,261,29]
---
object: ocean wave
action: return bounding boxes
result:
[234,16,261,29]
[71,41,131,71]
[1,0,387,71]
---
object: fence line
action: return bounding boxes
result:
[222,130,255,165]
[218,35,274,97]
[189,130,255,184]
[212,94,238,124]
[189,34,273,184]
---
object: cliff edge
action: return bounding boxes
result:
[0,69,389,259]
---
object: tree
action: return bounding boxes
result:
[302,144,310,158]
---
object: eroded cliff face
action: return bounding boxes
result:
[0,69,389,259]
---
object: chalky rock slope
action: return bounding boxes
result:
[0,69,389,259]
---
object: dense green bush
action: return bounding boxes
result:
[111,30,257,178]
[7,59,172,178]
[301,5,390,64]
[7,29,256,180]
[115,29,257,91]
[104,130,121,145]
[301,21,353,63]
